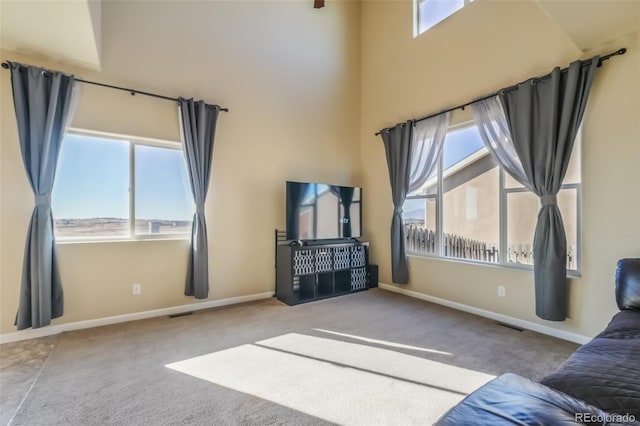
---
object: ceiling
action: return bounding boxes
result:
[0,0,638,72]
[0,0,101,70]
[535,0,640,51]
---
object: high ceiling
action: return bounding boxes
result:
[0,0,638,72]
[536,0,639,51]
[0,0,101,70]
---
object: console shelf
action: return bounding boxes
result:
[275,239,373,305]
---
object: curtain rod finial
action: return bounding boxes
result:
[618,48,627,55]
[1,62,9,69]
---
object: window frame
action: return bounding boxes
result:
[405,121,582,277]
[55,128,192,243]
[414,0,474,38]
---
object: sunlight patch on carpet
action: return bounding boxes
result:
[166,333,494,424]
[256,333,492,396]
[313,328,453,355]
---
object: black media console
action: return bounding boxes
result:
[275,231,375,305]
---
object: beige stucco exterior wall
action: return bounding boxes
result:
[0,0,361,334]
[441,166,500,246]
[430,162,579,264]
[361,0,640,338]
[410,126,581,260]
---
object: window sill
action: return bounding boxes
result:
[55,236,190,245]
[407,252,581,279]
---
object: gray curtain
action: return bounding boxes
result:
[9,62,77,330]
[179,98,220,299]
[381,114,450,284]
[499,57,599,321]
[382,121,413,284]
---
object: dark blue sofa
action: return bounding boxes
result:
[436,259,640,426]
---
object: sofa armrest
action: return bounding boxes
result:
[616,258,640,310]
[435,373,636,425]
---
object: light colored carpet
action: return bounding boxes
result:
[0,336,56,426]
[167,333,494,425]
[2,289,578,425]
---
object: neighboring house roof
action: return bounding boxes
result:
[413,126,498,196]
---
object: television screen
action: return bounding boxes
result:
[286,181,362,241]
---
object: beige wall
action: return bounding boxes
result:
[361,0,640,338]
[1,0,638,341]
[0,0,361,334]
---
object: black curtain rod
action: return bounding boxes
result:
[1,61,229,112]
[375,47,626,136]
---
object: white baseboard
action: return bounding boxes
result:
[3,286,592,346]
[378,283,592,345]
[0,291,275,345]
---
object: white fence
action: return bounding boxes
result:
[405,224,577,270]
[405,224,499,263]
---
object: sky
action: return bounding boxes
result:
[52,134,195,220]
[418,0,468,33]
[405,124,485,210]
[442,125,485,170]
[51,128,482,222]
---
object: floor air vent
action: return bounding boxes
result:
[495,321,524,332]
[168,312,193,318]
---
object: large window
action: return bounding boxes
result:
[414,0,474,37]
[52,131,194,240]
[404,123,581,273]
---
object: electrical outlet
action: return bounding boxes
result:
[498,286,506,298]
[132,283,142,295]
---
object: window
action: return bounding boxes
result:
[52,131,194,240]
[404,123,581,273]
[414,0,474,37]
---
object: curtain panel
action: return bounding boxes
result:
[498,57,599,321]
[472,96,529,188]
[409,114,450,193]
[381,113,449,284]
[9,62,78,329]
[179,98,220,299]
[381,121,413,284]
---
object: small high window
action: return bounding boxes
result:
[414,0,474,37]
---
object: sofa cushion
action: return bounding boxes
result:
[596,310,640,340]
[616,258,640,310]
[541,312,640,417]
[435,373,632,425]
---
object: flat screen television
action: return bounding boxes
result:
[286,181,362,241]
